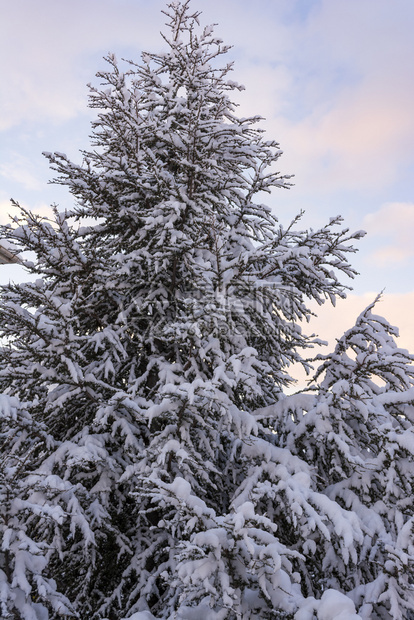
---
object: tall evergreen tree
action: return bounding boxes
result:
[0,2,413,619]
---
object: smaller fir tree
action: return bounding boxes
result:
[256,297,414,619]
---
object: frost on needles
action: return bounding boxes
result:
[0,2,413,619]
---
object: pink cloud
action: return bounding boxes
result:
[363,203,414,264]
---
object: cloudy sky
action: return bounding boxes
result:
[1,0,414,361]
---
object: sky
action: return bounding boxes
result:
[1,0,414,364]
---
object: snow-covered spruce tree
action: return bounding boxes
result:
[3,1,412,618]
